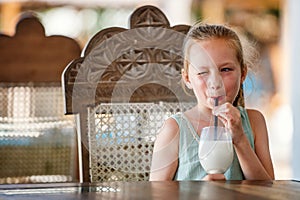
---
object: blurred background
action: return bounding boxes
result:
[0,0,299,181]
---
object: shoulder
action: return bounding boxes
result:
[237,106,266,126]
[245,108,268,139]
[246,109,266,124]
[160,117,180,136]
[238,106,263,118]
[154,117,180,149]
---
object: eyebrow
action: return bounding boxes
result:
[217,61,236,67]
[190,65,210,71]
[190,61,236,71]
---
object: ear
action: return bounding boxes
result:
[240,66,248,83]
[182,69,192,89]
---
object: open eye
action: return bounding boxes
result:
[220,67,233,72]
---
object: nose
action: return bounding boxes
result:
[207,73,222,90]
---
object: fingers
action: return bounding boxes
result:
[203,173,226,181]
[212,103,241,128]
[212,103,245,144]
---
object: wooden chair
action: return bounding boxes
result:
[62,5,195,182]
[0,12,81,183]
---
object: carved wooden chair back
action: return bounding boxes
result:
[62,5,195,182]
[0,12,81,183]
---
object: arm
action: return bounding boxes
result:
[213,104,274,180]
[243,109,275,180]
[149,118,180,181]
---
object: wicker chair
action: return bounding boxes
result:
[62,5,195,183]
[0,12,81,183]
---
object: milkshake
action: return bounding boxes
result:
[199,140,233,174]
[198,126,233,174]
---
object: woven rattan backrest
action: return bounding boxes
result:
[62,5,195,182]
[0,13,81,183]
[88,102,195,182]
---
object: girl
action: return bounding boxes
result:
[149,22,274,181]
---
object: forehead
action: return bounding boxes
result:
[188,38,238,67]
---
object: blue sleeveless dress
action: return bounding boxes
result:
[172,106,254,180]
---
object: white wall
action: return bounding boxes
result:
[285,0,300,180]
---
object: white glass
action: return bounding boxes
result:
[198,126,233,174]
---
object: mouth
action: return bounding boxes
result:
[209,95,225,105]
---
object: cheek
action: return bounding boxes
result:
[224,78,241,101]
[189,76,208,97]
[190,76,207,90]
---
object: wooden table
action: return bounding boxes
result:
[0,180,299,199]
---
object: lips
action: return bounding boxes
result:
[209,95,225,105]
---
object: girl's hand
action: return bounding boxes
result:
[212,103,245,145]
[203,173,226,181]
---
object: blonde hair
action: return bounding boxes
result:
[182,22,258,107]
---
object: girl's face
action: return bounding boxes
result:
[184,38,245,109]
